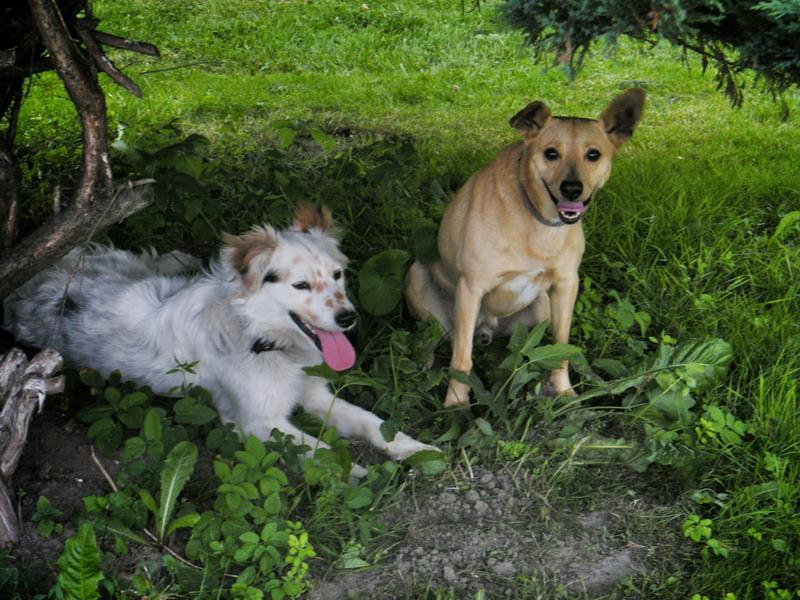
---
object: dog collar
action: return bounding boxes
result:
[517,179,572,227]
[250,337,277,354]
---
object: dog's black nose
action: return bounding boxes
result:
[335,310,358,329]
[560,179,583,200]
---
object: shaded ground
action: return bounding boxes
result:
[310,464,687,599]
[7,411,687,598]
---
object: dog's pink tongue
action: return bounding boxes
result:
[316,329,356,371]
[557,200,587,213]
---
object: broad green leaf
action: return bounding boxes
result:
[120,391,148,410]
[357,249,410,316]
[104,387,121,407]
[265,467,288,486]
[523,343,583,368]
[309,127,336,154]
[263,492,281,515]
[123,436,146,459]
[166,512,201,536]
[234,450,258,469]
[339,556,369,569]
[213,459,232,481]
[474,418,494,437]
[79,369,105,389]
[770,210,800,243]
[173,397,218,425]
[433,421,461,443]
[142,408,162,442]
[56,523,103,600]
[138,489,158,516]
[379,419,399,443]
[158,441,198,542]
[239,531,259,545]
[244,436,266,461]
[404,449,446,476]
[345,486,374,509]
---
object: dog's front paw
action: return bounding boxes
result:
[444,379,471,407]
[348,463,368,484]
[386,432,440,461]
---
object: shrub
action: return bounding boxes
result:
[502,0,800,105]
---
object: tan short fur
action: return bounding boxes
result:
[405,89,645,406]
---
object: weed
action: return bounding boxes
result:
[31,496,63,538]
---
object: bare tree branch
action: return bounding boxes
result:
[75,18,143,98]
[26,0,113,210]
[94,30,160,57]
[0,180,155,299]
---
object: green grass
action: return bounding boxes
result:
[11,0,800,597]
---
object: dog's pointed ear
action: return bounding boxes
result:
[509,101,552,137]
[292,203,334,233]
[222,226,278,289]
[599,88,645,148]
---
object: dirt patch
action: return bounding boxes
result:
[308,465,673,599]
[4,411,684,597]
[7,412,114,588]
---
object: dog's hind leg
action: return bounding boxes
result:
[299,380,438,462]
[404,261,453,334]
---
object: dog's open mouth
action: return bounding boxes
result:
[289,312,356,371]
[556,200,587,224]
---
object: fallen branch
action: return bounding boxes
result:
[0,348,64,547]
[0,179,155,299]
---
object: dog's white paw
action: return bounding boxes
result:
[386,432,440,462]
[348,463,368,484]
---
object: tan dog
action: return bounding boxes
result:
[405,89,645,406]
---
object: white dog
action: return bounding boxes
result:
[3,205,436,476]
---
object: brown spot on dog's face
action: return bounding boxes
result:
[335,291,344,301]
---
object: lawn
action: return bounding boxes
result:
[5,0,800,598]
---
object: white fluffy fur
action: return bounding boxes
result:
[3,217,436,476]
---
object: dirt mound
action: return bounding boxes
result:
[310,466,649,598]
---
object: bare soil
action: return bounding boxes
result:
[5,409,686,598]
[309,463,685,599]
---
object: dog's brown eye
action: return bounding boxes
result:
[333,270,342,281]
[292,281,311,291]
[544,148,560,161]
[586,149,601,162]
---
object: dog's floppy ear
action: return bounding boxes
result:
[509,101,552,136]
[292,203,334,233]
[222,226,278,289]
[599,88,645,148]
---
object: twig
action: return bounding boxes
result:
[89,445,118,492]
[94,31,160,57]
[140,62,210,75]
[75,20,143,98]
[142,528,204,570]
